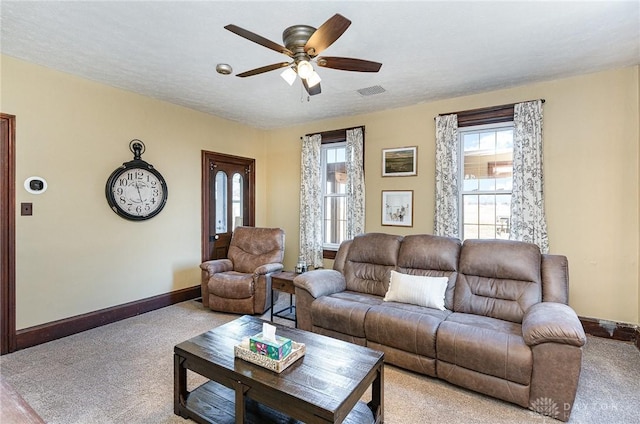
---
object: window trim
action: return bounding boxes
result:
[436,99,544,127]
[305,126,364,144]
[456,104,514,127]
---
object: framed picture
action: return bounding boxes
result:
[382,146,417,177]
[382,190,413,227]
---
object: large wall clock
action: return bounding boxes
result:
[105,139,168,221]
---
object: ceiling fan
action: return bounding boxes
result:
[224,14,382,96]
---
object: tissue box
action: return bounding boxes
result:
[249,332,292,360]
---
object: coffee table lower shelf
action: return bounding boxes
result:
[181,380,376,424]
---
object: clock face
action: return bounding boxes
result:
[106,165,168,220]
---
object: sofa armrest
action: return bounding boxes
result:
[293,269,346,299]
[254,263,284,276]
[200,259,233,276]
[522,302,586,347]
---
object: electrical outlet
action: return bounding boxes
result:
[21,202,33,216]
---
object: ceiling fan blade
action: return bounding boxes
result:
[225,24,293,57]
[302,79,321,96]
[317,56,382,72]
[304,14,351,57]
[236,62,291,78]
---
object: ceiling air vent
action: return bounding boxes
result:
[357,85,386,96]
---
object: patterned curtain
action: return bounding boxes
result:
[346,128,365,238]
[510,100,549,253]
[434,114,460,238]
[299,134,324,268]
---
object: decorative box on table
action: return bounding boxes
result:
[249,333,292,360]
[235,338,305,373]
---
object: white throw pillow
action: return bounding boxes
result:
[384,270,449,311]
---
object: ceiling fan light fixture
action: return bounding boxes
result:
[296,60,314,79]
[306,71,321,88]
[280,67,297,86]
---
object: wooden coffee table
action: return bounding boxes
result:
[174,315,384,424]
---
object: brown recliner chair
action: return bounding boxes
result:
[200,226,285,314]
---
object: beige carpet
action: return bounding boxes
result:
[1,299,638,424]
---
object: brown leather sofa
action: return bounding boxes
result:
[294,233,586,421]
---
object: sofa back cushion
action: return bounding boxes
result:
[227,226,285,274]
[343,233,402,296]
[396,234,461,310]
[454,239,542,323]
[333,239,353,274]
[541,254,569,304]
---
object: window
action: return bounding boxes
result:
[299,126,364,261]
[321,142,347,250]
[436,101,547,249]
[459,123,513,240]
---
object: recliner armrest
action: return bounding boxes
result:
[200,259,233,276]
[293,269,346,299]
[254,263,284,276]
[522,302,586,347]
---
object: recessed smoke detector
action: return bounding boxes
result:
[216,63,233,75]
[357,85,386,96]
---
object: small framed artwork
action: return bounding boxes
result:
[382,146,417,177]
[382,190,413,227]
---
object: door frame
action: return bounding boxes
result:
[201,151,255,262]
[1,113,16,354]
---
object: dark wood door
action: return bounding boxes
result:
[201,151,255,261]
[1,113,16,354]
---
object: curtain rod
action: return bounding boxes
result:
[300,125,364,140]
[434,99,545,120]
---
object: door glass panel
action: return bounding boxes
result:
[215,171,227,233]
[232,173,243,230]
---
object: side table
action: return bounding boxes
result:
[270,271,300,327]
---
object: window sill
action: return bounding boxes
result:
[322,249,337,260]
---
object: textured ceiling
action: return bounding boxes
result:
[1,1,639,129]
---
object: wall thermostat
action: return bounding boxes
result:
[24,176,48,194]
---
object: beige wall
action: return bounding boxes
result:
[2,55,267,329]
[3,54,638,329]
[265,66,640,325]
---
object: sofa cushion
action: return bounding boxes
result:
[227,227,285,274]
[436,362,530,408]
[208,272,253,299]
[311,291,382,338]
[437,312,532,386]
[397,234,461,310]
[365,302,451,358]
[454,239,542,323]
[384,271,448,310]
[343,233,402,296]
